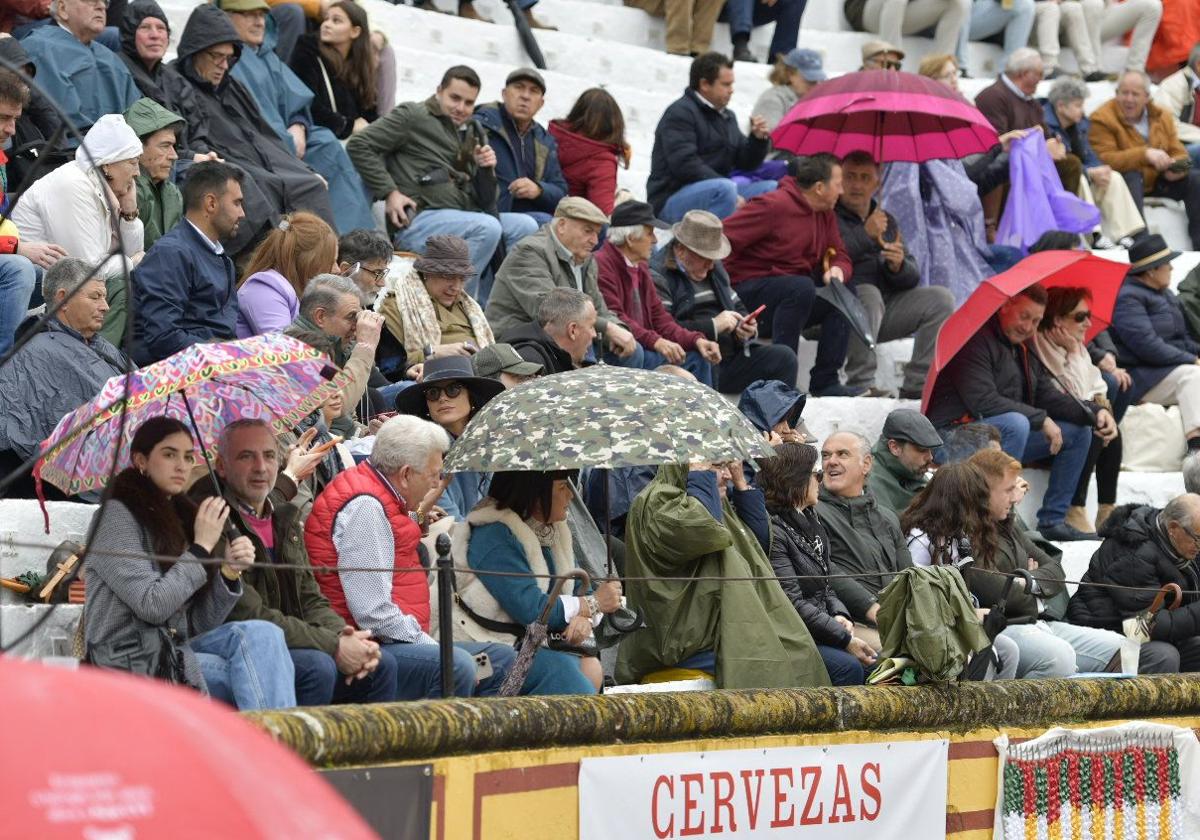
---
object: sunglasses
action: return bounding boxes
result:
[1071,310,1092,323]
[870,58,902,70]
[424,382,465,402]
[812,469,824,481]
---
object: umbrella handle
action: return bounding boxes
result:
[1148,583,1183,615]
[822,247,837,275]
[537,569,591,625]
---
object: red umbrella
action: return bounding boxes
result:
[0,656,378,839]
[920,251,1131,412]
[772,69,999,162]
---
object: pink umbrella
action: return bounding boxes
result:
[772,70,999,162]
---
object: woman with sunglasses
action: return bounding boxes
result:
[394,356,504,520]
[379,234,494,377]
[756,442,875,685]
[1033,285,1123,535]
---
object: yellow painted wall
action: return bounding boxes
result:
[405,714,1200,840]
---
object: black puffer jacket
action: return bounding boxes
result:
[767,507,851,647]
[1066,504,1200,642]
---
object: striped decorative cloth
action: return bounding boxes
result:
[994,723,1200,840]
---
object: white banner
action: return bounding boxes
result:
[579,739,948,840]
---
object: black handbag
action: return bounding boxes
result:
[86,625,187,685]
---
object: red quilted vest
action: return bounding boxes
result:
[304,460,430,632]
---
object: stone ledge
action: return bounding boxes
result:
[246,675,1200,767]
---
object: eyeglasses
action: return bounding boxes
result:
[202,49,235,67]
[812,470,824,481]
[1071,310,1092,323]
[424,382,465,402]
[349,262,390,283]
[869,57,902,70]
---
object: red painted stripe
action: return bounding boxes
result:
[472,763,579,840]
[946,808,996,833]
[433,774,445,840]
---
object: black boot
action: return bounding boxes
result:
[731,33,754,63]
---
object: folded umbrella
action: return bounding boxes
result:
[819,246,875,349]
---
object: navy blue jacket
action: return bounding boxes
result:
[474,103,568,215]
[737,379,805,433]
[1041,100,1101,169]
[1110,276,1200,402]
[646,89,770,213]
[132,219,238,365]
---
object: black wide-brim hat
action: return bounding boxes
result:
[1126,233,1180,275]
[394,355,506,419]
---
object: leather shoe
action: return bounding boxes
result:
[1038,522,1096,542]
[732,43,756,63]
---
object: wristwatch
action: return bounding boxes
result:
[120,208,140,222]
[423,343,434,360]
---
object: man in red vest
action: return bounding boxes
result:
[305,414,515,698]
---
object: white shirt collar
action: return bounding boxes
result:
[187,219,225,255]
[1000,73,1034,102]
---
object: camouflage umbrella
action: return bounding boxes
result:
[442,366,774,473]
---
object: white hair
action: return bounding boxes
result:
[1117,68,1152,91]
[1183,453,1200,495]
[371,415,450,474]
[607,224,650,247]
[825,429,873,461]
[1005,47,1042,76]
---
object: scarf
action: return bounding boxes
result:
[1031,332,1106,401]
[391,266,493,356]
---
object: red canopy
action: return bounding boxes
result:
[921,251,1131,412]
[772,70,999,162]
[0,656,378,839]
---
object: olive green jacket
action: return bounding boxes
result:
[867,439,929,516]
[615,464,830,689]
[346,96,497,221]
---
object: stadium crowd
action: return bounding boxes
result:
[4,0,1200,702]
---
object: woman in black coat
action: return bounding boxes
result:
[288,1,378,139]
[757,442,875,685]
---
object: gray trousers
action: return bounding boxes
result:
[845,283,955,394]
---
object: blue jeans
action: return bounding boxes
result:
[192,620,297,710]
[0,254,37,356]
[959,0,1036,66]
[1189,143,1200,170]
[660,178,778,223]
[377,379,417,409]
[603,343,714,386]
[380,640,516,699]
[1001,621,1123,678]
[721,0,807,58]
[981,411,1091,528]
[817,644,866,686]
[289,646,401,705]
[394,210,538,302]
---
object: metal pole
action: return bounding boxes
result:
[435,533,455,699]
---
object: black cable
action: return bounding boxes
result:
[5,537,1196,598]
[0,54,135,654]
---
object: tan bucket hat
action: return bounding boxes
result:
[670,210,731,261]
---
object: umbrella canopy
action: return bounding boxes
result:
[920,250,1131,412]
[442,366,774,473]
[0,657,377,839]
[38,334,340,495]
[772,69,999,162]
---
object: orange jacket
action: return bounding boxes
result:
[1088,98,1187,193]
